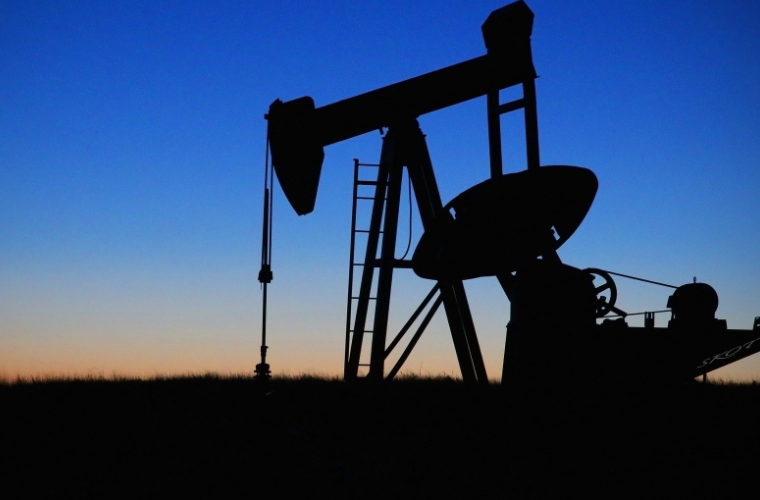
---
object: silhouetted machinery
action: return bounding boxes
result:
[264,1,760,385]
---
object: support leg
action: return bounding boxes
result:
[368,157,404,380]
[403,122,488,384]
[523,79,540,171]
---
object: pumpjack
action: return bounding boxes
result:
[264,1,760,385]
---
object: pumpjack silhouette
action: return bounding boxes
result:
[263,1,760,385]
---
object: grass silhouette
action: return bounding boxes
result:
[3,373,759,497]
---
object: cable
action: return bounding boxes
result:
[596,269,678,289]
[255,132,273,382]
[399,170,413,260]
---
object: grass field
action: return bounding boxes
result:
[3,374,759,498]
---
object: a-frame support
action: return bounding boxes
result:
[344,120,488,384]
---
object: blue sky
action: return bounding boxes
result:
[1,0,759,380]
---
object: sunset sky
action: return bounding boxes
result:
[2,0,759,381]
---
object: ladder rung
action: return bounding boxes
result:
[355,229,383,234]
[357,197,388,202]
[358,363,371,367]
[356,180,379,186]
[351,296,377,300]
[349,330,374,334]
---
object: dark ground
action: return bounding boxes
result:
[2,375,759,498]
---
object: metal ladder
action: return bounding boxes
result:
[344,159,382,376]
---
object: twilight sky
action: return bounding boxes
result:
[1,0,759,380]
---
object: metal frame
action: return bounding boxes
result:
[344,121,490,383]
[486,78,540,178]
[343,75,542,383]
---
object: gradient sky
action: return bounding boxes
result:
[2,0,759,381]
